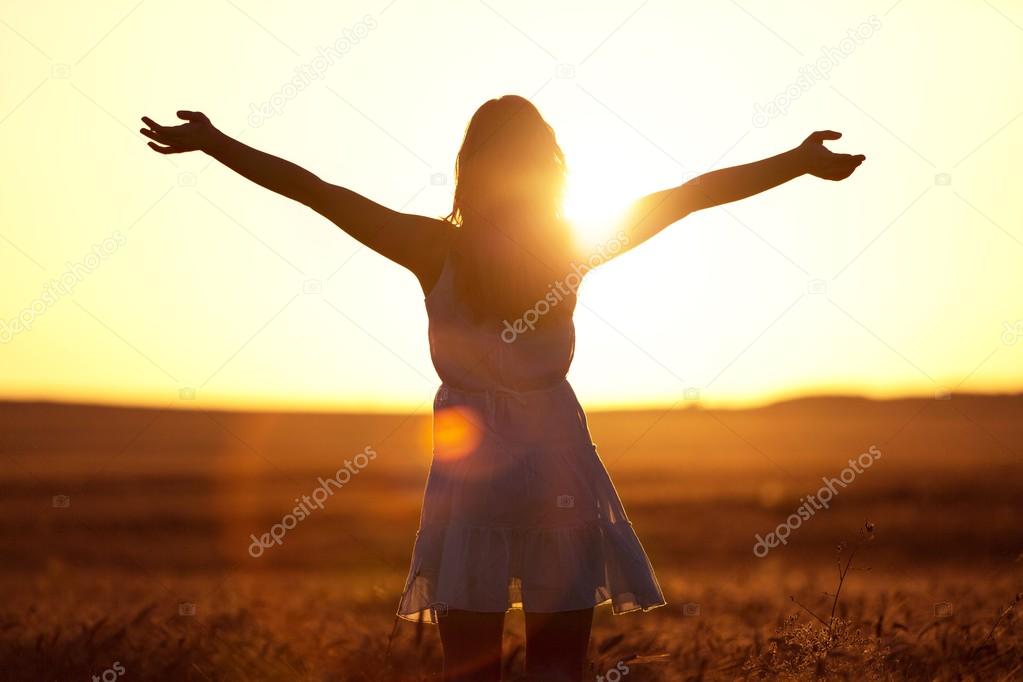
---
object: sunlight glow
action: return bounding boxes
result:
[563,164,633,249]
[432,406,483,461]
[1,2,1020,411]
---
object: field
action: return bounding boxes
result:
[1,395,1022,680]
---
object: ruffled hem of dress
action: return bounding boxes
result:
[395,518,666,624]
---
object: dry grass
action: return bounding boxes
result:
[3,562,1022,681]
[1,397,1022,680]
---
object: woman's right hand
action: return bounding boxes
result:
[140,111,217,154]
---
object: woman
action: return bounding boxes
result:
[140,96,863,681]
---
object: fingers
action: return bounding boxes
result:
[812,130,842,142]
[177,110,201,121]
[147,141,178,154]
[806,130,842,146]
[825,154,865,180]
[140,114,195,153]
[140,126,178,148]
[140,116,165,132]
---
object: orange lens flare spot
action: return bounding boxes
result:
[433,406,483,461]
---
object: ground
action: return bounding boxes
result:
[1,395,1021,680]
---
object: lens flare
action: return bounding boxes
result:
[432,406,483,461]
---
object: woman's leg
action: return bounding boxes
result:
[524,607,594,681]
[437,609,505,682]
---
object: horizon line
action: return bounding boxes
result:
[3,389,1020,417]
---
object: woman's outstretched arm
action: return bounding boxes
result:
[608,130,865,257]
[140,111,449,290]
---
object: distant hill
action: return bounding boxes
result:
[2,394,1020,474]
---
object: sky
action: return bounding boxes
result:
[1,0,1021,412]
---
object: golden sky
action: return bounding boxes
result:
[1,1,1021,412]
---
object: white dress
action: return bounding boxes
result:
[397,254,666,622]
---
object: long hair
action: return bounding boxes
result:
[446,95,577,324]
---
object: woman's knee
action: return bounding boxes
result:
[524,608,594,678]
[438,609,505,681]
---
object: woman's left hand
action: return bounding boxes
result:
[797,130,865,181]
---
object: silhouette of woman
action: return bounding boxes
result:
[141,96,863,681]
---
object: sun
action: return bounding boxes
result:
[562,167,633,251]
